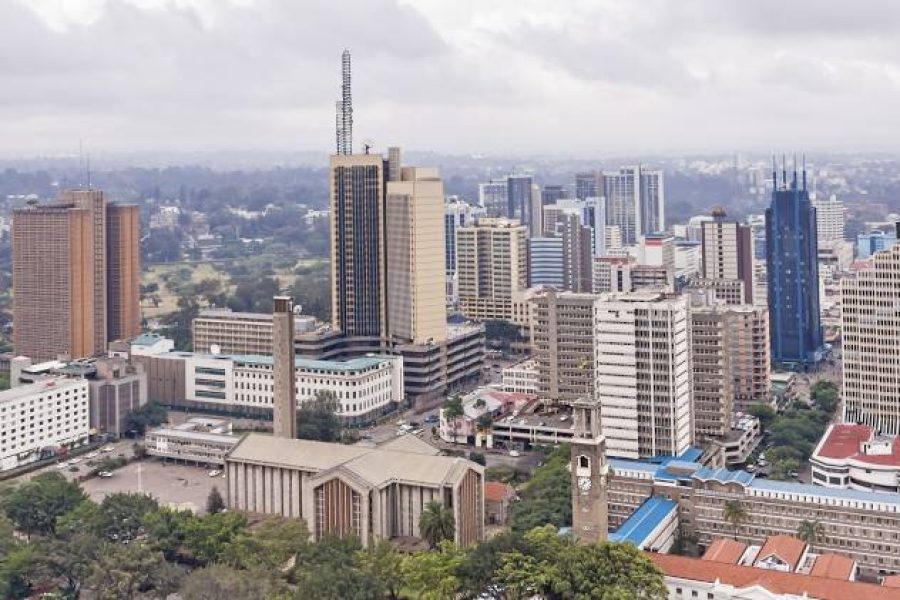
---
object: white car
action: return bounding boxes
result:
[69,457,82,464]
[86,452,100,459]
[98,471,114,478]
[509,450,521,457]
[208,470,222,477]
[101,445,115,453]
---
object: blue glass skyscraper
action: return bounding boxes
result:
[765,163,824,369]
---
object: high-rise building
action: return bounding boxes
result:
[574,171,599,201]
[478,179,508,218]
[528,237,564,289]
[541,209,594,293]
[595,292,693,459]
[856,230,897,259]
[690,302,734,443]
[529,289,597,402]
[700,209,754,304]
[444,198,481,301]
[541,184,567,206]
[602,166,665,245]
[728,304,771,412]
[812,195,845,247]
[330,153,387,340]
[842,244,900,435]
[456,218,530,325]
[385,166,447,344]
[12,189,141,361]
[506,175,533,225]
[272,296,296,439]
[765,166,824,369]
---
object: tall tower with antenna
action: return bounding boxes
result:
[336,49,353,155]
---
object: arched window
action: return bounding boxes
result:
[579,455,590,470]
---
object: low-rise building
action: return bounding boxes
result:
[811,423,900,492]
[721,414,762,466]
[440,388,534,446]
[484,481,516,525]
[146,417,240,466]
[0,378,90,471]
[85,357,147,438]
[224,433,484,547]
[501,358,538,394]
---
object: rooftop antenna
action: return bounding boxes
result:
[792,154,797,190]
[782,154,787,189]
[802,154,807,191]
[772,155,777,190]
[86,154,92,190]
[335,49,353,155]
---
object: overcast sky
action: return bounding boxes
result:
[4,0,900,158]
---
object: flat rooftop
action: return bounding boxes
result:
[814,423,900,467]
[0,377,85,403]
[609,496,677,545]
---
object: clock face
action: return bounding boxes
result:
[578,476,592,492]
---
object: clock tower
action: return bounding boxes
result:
[570,396,608,543]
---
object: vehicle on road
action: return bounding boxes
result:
[509,450,521,457]
[208,470,222,477]
[102,445,115,453]
[98,471,113,478]
[86,451,100,459]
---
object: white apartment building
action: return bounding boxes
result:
[842,244,900,435]
[813,195,845,247]
[159,352,403,423]
[0,378,90,471]
[501,358,538,394]
[595,292,693,459]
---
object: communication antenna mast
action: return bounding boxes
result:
[335,49,353,155]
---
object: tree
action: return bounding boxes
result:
[749,403,776,428]
[89,493,160,543]
[401,541,464,600]
[356,540,404,600]
[457,530,525,598]
[296,391,342,442]
[509,444,572,534]
[26,533,102,599]
[468,451,486,466]
[293,535,376,600]
[206,487,225,515]
[85,543,184,600]
[723,500,748,540]
[2,472,86,536]
[443,395,464,443]
[419,501,455,549]
[797,520,825,549]
[124,401,168,435]
[224,518,310,571]
[142,507,195,562]
[181,512,247,565]
[180,564,285,600]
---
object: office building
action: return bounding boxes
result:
[12,190,141,361]
[813,195,845,247]
[528,237,564,288]
[701,209,754,304]
[766,167,824,369]
[593,256,635,293]
[385,166,447,344]
[272,296,296,439]
[810,424,900,492]
[540,184,567,205]
[602,166,664,245]
[674,240,702,279]
[146,418,239,466]
[690,303,734,443]
[225,433,485,547]
[728,304,771,412]
[506,174,533,226]
[192,308,322,355]
[529,289,597,403]
[0,378,90,471]
[501,358,538,394]
[686,214,715,242]
[542,210,594,293]
[85,356,146,438]
[595,292,692,459]
[456,219,531,326]
[857,230,897,258]
[478,179,508,217]
[444,198,481,300]
[330,153,388,340]
[608,456,900,578]
[842,244,900,434]
[574,171,599,200]
[684,278,747,307]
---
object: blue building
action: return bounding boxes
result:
[856,230,897,259]
[528,237,564,288]
[765,166,824,369]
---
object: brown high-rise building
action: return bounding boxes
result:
[700,210,754,304]
[107,204,142,342]
[12,190,141,361]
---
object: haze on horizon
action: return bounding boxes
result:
[4,0,900,158]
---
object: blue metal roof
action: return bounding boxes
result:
[693,467,755,487]
[678,447,703,463]
[608,458,659,473]
[609,496,677,546]
[751,478,900,507]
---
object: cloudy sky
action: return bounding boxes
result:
[3,0,900,157]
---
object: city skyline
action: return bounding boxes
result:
[5,0,900,156]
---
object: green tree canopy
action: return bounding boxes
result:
[2,472,86,536]
[419,501,456,549]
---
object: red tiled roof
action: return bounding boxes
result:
[815,424,900,467]
[702,538,747,565]
[810,553,856,581]
[755,535,807,571]
[484,481,515,503]
[884,575,900,589]
[649,553,900,600]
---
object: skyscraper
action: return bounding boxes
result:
[765,163,823,369]
[506,175,533,225]
[12,189,141,361]
[700,208,754,304]
[385,166,447,344]
[330,153,387,339]
[812,195,845,247]
[444,198,480,300]
[602,166,665,245]
[574,171,599,201]
[335,49,353,155]
[478,179,508,217]
[842,244,900,435]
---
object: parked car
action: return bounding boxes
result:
[208,470,222,477]
[509,450,521,458]
[98,471,113,478]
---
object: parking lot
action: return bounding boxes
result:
[81,460,223,513]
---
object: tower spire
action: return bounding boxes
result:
[335,49,353,155]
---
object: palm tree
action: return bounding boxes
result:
[443,395,465,443]
[722,500,748,540]
[418,501,455,549]
[797,520,824,549]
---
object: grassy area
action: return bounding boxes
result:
[142,263,232,319]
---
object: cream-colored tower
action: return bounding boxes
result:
[385,166,447,344]
[272,296,296,439]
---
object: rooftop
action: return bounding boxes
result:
[883,575,900,589]
[0,377,86,403]
[131,333,168,347]
[756,535,808,571]
[608,496,677,546]
[814,423,900,467]
[810,553,856,581]
[702,538,748,565]
[484,481,516,503]
[649,554,900,600]
[226,433,479,489]
[162,352,391,372]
